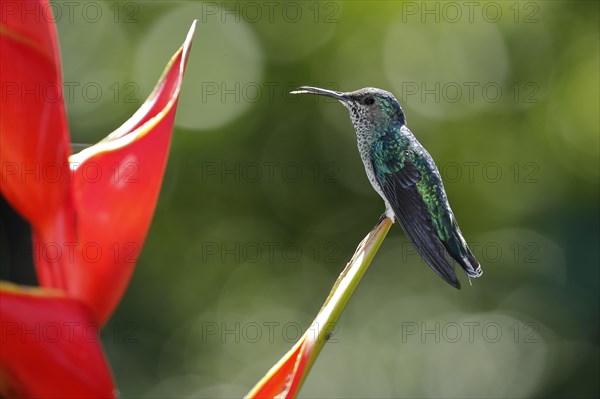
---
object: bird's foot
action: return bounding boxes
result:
[376,209,395,226]
[385,207,396,223]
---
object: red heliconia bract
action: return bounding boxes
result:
[1,0,195,325]
[0,0,197,396]
[0,0,72,234]
[0,283,116,398]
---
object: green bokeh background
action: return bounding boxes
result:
[53,1,598,397]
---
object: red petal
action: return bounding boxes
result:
[245,338,308,398]
[0,0,72,234]
[33,22,197,324]
[0,282,115,398]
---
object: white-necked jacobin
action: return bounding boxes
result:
[292,86,483,289]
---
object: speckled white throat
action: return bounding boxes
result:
[341,100,396,222]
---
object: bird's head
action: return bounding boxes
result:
[291,86,406,134]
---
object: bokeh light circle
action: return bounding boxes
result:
[383,19,509,120]
[134,3,264,131]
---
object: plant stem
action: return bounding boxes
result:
[298,216,393,392]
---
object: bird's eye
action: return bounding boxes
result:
[364,96,375,106]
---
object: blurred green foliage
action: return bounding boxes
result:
[53,0,599,397]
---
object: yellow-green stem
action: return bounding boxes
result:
[297,216,393,392]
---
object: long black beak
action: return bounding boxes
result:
[290,86,347,101]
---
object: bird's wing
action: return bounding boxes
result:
[370,136,461,288]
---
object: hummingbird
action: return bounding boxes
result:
[291,86,482,288]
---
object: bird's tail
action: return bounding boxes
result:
[459,246,483,278]
[443,223,483,279]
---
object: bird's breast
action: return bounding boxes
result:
[356,133,388,204]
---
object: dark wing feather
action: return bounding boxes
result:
[373,156,461,289]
